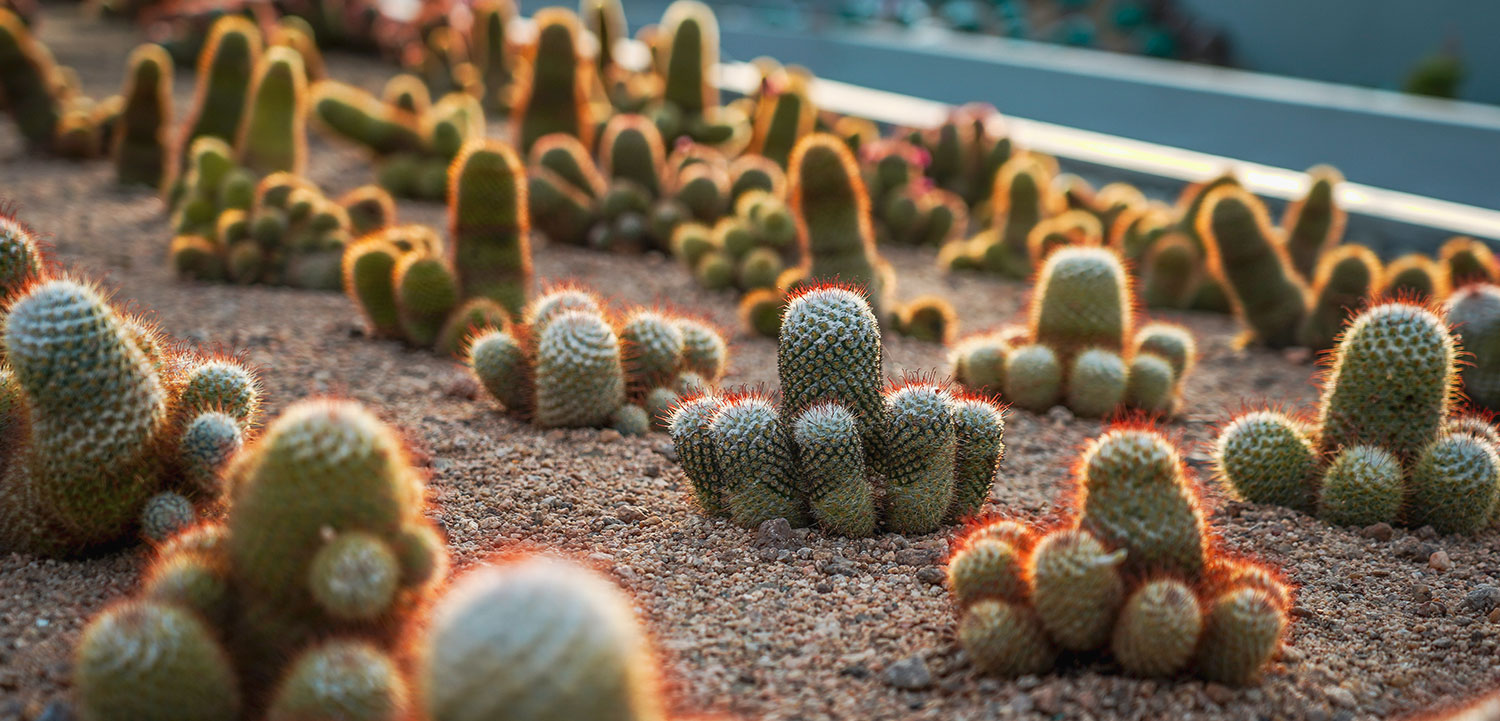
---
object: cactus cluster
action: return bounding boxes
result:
[344,139,529,355]
[950,425,1291,685]
[1215,301,1500,534]
[907,103,1013,209]
[0,211,262,557]
[74,400,445,720]
[169,139,387,289]
[951,246,1197,417]
[644,1,750,151]
[0,8,127,158]
[669,285,1004,536]
[468,284,727,434]
[311,73,485,200]
[861,139,969,248]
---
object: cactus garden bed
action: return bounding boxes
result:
[6,9,1500,721]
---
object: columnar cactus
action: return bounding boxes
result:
[74,400,444,719]
[515,8,591,155]
[1282,166,1346,282]
[235,45,308,176]
[1381,253,1448,301]
[0,212,261,557]
[1296,244,1381,351]
[1215,300,1500,533]
[650,0,746,149]
[468,286,728,432]
[471,0,518,114]
[113,44,172,190]
[448,139,532,318]
[950,425,1290,685]
[986,154,1057,278]
[1441,236,1500,289]
[1198,186,1310,348]
[670,285,1006,536]
[0,8,60,148]
[1447,284,1500,412]
[750,67,815,169]
[952,246,1196,417]
[788,133,895,323]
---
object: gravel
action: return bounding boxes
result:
[3,9,1500,721]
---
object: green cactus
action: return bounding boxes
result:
[419,556,664,721]
[1030,247,1131,356]
[778,286,884,445]
[343,236,401,336]
[880,382,957,534]
[0,211,44,296]
[751,69,813,168]
[141,547,230,625]
[515,9,590,154]
[310,81,424,156]
[1029,528,1125,651]
[113,44,172,189]
[600,114,666,198]
[266,641,409,721]
[1066,348,1128,419]
[958,600,1058,677]
[0,8,61,148]
[529,169,598,245]
[1297,244,1380,351]
[448,140,532,318]
[792,402,875,537]
[1441,236,1500,289]
[1140,233,1199,309]
[472,0,517,114]
[620,310,685,388]
[667,394,726,515]
[1447,284,1500,411]
[1282,166,1345,282]
[436,298,509,358]
[75,601,242,721]
[949,333,1011,396]
[1317,302,1454,462]
[711,394,809,527]
[789,134,892,320]
[1111,578,1202,677]
[1406,432,1500,534]
[948,535,1028,606]
[467,328,530,413]
[1317,444,1403,526]
[530,133,605,200]
[658,0,722,132]
[1198,186,1309,348]
[1124,353,1176,415]
[140,492,195,543]
[1002,343,1062,413]
[947,398,1005,522]
[1078,428,1206,578]
[986,155,1053,278]
[1195,586,1286,686]
[394,255,459,348]
[896,296,957,344]
[1381,253,1447,301]
[675,316,727,382]
[179,412,242,494]
[236,45,307,175]
[1213,410,1318,512]
[339,185,397,236]
[532,309,626,428]
[738,288,785,338]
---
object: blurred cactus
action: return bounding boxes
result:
[1381,253,1447,302]
[671,285,1006,536]
[515,9,591,155]
[1281,166,1346,282]
[950,425,1290,684]
[1198,186,1309,348]
[789,134,895,323]
[113,44,172,190]
[472,0,519,114]
[1215,301,1500,533]
[1447,284,1500,411]
[448,140,532,318]
[651,1,746,149]
[1297,244,1381,351]
[236,46,308,176]
[1441,236,1500,289]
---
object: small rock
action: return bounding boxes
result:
[1008,693,1036,714]
[1281,347,1312,364]
[598,429,622,443]
[1325,686,1357,708]
[1032,685,1062,714]
[1393,537,1436,562]
[1045,406,1074,425]
[823,560,858,577]
[895,548,933,566]
[1203,683,1235,705]
[916,567,946,585]
[1411,584,1433,603]
[883,655,932,690]
[1489,607,1500,624]
[1417,525,1439,541]
[1359,522,1394,541]
[617,506,646,523]
[757,518,795,547]
[1464,585,1500,614]
[1430,550,1453,572]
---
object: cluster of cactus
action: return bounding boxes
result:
[939,152,1064,278]
[672,189,796,332]
[527,115,746,253]
[669,285,1005,536]
[1214,300,1500,534]
[0,7,126,157]
[1378,235,1500,302]
[0,211,262,557]
[311,72,485,200]
[906,103,1013,208]
[170,138,389,289]
[951,246,1197,417]
[860,138,969,248]
[640,1,750,151]
[344,139,529,355]
[949,424,1291,685]
[73,400,446,720]
[468,284,728,435]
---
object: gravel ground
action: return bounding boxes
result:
[4,10,1500,721]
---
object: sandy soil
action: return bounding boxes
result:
[3,9,1500,721]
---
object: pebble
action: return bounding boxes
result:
[883,655,932,690]
[1464,585,1500,614]
[1430,550,1453,572]
[1325,686,1356,708]
[916,567,946,585]
[598,429,622,443]
[895,548,933,566]
[756,518,796,547]
[1359,522,1393,541]
[35,701,73,721]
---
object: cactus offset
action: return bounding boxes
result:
[236,46,307,175]
[1282,166,1346,282]
[515,9,590,154]
[788,134,894,322]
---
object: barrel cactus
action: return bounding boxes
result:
[669,285,1006,536]
[950,425,1290,684]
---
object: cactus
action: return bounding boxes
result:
[1215,301,1498,532]
[896,296,957,344]
[1198,186,1309,347]
[419,556,665,721]
[789,134,893,321]
[1282,166,1346,282]
[750,68,814,168]
[1030,247,1131,354]
[1381,253,1447,302]
[1297,244,1381,351]
[1002,343,1063,413]
[950,427,1289,683]
[654,0,742,147]
[175,16,262,174]
[113,44,172,189]
[1140,233,1200,309]
[986,155,1055,278]
[75,601,242,721]
[339,185,397,236]
[515,9,590,154]
[1066,348,1129,419]
[267,641,409,721]
[448,140,532,318]
[0,8,61,148]
[1447,284,1500,411]
[600,114,667,198]
[532,310,626,428]
[472,0,517,114]
[676,285,1005,536]
[236,46,307,175]
[1441,236,1500,289]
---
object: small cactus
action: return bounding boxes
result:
[75,601,242,721]
[447,140,532,318]
[236,45,308,175]
[113,44,172,190]
[1198,186,1309,348]
[514,9,591,154]
[1381,253,1447,302]
[1282,166,1346,282]
[0,8,61,149]
[1440,236,1500,289]
[949,426,1290,683]
[788,134,894,323]
[1296,244,1381,351]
